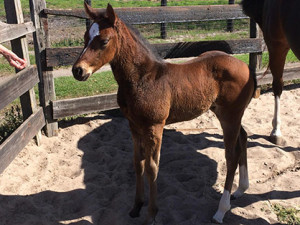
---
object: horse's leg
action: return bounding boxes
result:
[268,45,289,145]
[129,125,146,218]
[232,126,249,199]
[143,123,164,225]
[212,117,244,223]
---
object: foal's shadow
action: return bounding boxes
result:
[0,111,298,225]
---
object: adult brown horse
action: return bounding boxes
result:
[241,0,300,145]
[73,3,256,224]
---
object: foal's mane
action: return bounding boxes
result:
[120,21,163,62]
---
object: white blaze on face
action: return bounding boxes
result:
[81,22,100,57]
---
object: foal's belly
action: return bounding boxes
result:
[166,102,212,125]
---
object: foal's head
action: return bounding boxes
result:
[72,3,119,81]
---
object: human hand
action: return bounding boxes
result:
[0,44,27,70]
[4,51,27,70]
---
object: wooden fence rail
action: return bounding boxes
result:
[0,66,39,111]
[43,5,247,24]
[0,22,35,43]
[46,39,263,67]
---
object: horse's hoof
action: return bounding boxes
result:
[129,209,140,218]
[129,202,144,218]
[211,217,223,224]
[269,135,286,146]
[253,87,261,99]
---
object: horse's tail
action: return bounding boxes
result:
[240,0,265,28]
[249,67,259,98]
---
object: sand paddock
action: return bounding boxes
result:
[0,85,299,225]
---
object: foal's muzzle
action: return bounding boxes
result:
[72,66,90,81]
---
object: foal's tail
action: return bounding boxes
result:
[249,67,259,98]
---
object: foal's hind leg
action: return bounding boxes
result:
[212,118,246,223]
[268,45,289,145]
[232,127,249,199]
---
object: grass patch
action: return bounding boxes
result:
[271,203,300,225]
[52,38,84,48]
[54,71,118,99]
[0,105,23,145]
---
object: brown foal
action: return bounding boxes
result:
[73,3,256,224]
[242,0,300,145]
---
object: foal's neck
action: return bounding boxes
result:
[110,21,163,85]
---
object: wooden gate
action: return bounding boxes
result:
[0,0,45,174]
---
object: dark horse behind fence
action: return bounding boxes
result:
[72,3,256,224]
[241,0,300,145]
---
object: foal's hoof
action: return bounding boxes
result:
[129,202,144,218]
[269,135,286,146]
[129,208,140,218]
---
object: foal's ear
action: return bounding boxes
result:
[106,3,117,26]
[84,1,101,20]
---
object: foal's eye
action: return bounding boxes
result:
[101,39,109,46]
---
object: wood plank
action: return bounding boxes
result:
[0,66,39,111]
[52,93,119,119]
[0,21,35,43]
[43,5,247,24]
[257,65,300,86]
[46,38,263,67]
[0,107,45,174]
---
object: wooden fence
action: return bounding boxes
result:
[0,0,45,174]
[42,4,258,133]
[38,3,300,135]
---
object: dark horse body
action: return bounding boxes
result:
[73,3,256,224]
[242,0,300,145]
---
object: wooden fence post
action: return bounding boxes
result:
[85,0,92,30]
[4,0,42,145]
[29,0,58,137]
[249,19,262,72]
[226,0,235,32]
[160,0,167,39]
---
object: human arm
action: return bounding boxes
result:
[0,44,27,70]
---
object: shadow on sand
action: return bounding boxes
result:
[0,111,298,225]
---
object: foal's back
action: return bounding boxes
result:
[163,51,254,124]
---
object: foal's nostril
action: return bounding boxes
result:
[72,66,83,77]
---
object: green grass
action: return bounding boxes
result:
[234,50,298,68]
[52,38,84,48]
[0,105,23,145]
[54,71,118,99]
[271,203,300,225]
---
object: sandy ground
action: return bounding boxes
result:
[0,84,299,225]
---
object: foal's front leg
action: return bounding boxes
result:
[129,123,164,225]
[144,124,164,225]
[129,126,146,218]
